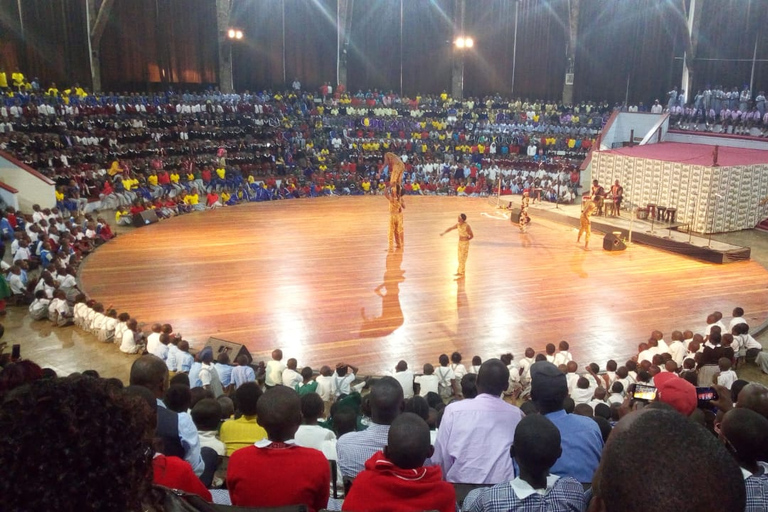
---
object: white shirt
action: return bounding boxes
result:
[729,317,747,331]
[282,368,303,389]
[8,273,24,294]
[566,372,580,393]
[146,332,161,355]
[717,370,738,390]
[265,360,286,387]
[553,351,573,367]
[415,374,439,396]
[295,424,337,453]
[571,384,596,404]
[332,372,356,397]
[29,298,50,316]
[668,340,687,367]
[315,375,335,401]
[638,349,654,364]
[450,363,467,380]
[393,369,415,399]
[120,329,140,353]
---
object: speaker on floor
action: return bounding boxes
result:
[132,209,159,227]
[204,337,252,365]
[603,233,627,252]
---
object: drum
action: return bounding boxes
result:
[636,207,649,220]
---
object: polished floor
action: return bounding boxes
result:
[66,196,768,378]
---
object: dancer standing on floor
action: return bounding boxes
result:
[441,214,474,278]
[385,184,405,249]
[577,196,596,249]
[517,189,531,233]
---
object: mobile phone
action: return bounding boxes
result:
[628,383,657,402]
[11,344,20,361]
[696,387,719,408]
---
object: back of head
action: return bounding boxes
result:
[191,398,223,431]
[217,353,230,365]
[0,377,153,511]
[170,372,190,388]
[404,395,430,421]
[163,384,192,413]
[530,361,568,413]
[460,373,478,399]
[370,376,404,425]
[235,355,249,366]
[300,392,325,422]
[257,386,302,441]
[333,406,358,437]
[594,409,746,512]
[385,412,432,470]
[129,355,168,398]
[513,414,561,476]
[476,358,510,396]
[721,408,768,466]
[737,383,768,419]
[190,387,214,409]
[218,396,235,419]
[235,381,263,416]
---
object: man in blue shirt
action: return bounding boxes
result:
[530,361,603,484]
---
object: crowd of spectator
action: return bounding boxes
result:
[0,76,606,223]
[0,302,766,511]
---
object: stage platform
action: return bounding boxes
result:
[77,196,768,374]
[602,142,768,167]
[496,197,751,264]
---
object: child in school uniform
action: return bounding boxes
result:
[28,290,50,321]
[99,309,118,343]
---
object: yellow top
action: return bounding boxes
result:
[0,72,6,88]
[170,172,180,183]
[458,222,470,239]
[219,416,268,456]
[147,175,158,186]
[581,200,596,220]
[184,193,199,205]
[11,72,24,87]
[216,168,226,179]
[55,190,64,201]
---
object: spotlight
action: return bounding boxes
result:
[455,37,465,48]
[235,30,243,40]
[465,37,473,48]
[228,29,236,39]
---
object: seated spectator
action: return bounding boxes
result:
[463,414,586,512]
[333,361,364,397]
[590,409,746,511]
[461,373,478,399]
[220,381,267,456]
[715,357,738,389]
[337,376,404,480]
[265,348,286,388]
[718,408,768,510]
[282,357,303,388]
[214,353,233,391]
[126,385,212,502]
[231,354,256,389]
[529,361,602,484]
[198,349,224,397]
[415,363,439,397]
[227,386,330,511]
[315,365,336,402]
[654,372,697,416]
[129,355,204,476]
[163,383,192,413]
[191,398,226,457]
[342,413,456,512]
[296,366,318,395]
[393,359,415,399]
[0,376,159,511]
[433,359,523,484]
[294,392,336,454]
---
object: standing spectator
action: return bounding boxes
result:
[432,359,524,484]
[231,355,256,389]
[529,361,603,484]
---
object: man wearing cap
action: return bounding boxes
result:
[653,372,697,416]
[529,361,602,484]
[432,359,523,484]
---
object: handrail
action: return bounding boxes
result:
[0,150,56,185]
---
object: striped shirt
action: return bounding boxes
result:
[463,475,587,512]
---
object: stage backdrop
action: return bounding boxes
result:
[0,0,767,103]
[591,151,768,234]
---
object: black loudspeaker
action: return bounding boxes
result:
[603,233,627,251]
[204,337,252,364]
[132,209,159,227]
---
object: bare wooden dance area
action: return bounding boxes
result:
[79,197,768,373]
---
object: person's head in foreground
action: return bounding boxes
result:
[0,376,154,512]
[589,409,745,512]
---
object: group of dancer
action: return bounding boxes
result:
[384,152,474,278]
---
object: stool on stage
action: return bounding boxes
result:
[636,207,649,220]
[657,205,667,221]
[665,207,677,223]
[646,203,656,220]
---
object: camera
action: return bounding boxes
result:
[627,383,657,402]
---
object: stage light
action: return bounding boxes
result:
[235,30,243,40]
[228,29,236,39]
[454,36,473,49]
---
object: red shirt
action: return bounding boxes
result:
[342,451,455,512]
[158,172,170,185]
[201,169,212,182]
[227,444,330,512]
[153,455,212,502]
[130,205,145,215]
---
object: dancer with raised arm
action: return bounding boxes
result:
[441,214,474,278]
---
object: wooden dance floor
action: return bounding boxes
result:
[79,197,768,373]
